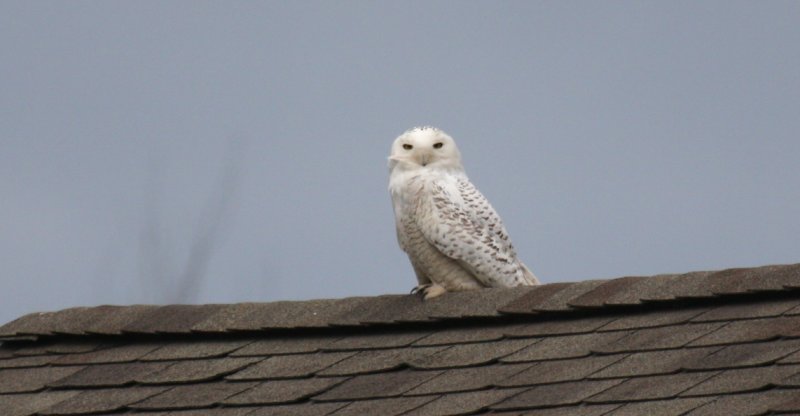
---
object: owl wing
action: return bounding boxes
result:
[417,175,532,287]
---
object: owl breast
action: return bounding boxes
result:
[391,172,483,291]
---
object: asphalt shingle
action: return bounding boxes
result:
[587,372,716,402]
[327,396,434,416]
[313,369,441,401]
[137,357,261,384]
[226,352,354,380]
[49,362,169,388]
[409,338,535,369]
[222,377,347,405]
[0,391,81,416]
[0,366,84,393]
[403,388,526,416]
[406,363,532,395]
[498,355,624,387]
[594,322,723,353]
[501,332,627,362]
[589,347,720,378]
[317,346,445,376]
[491,379,624,409]
[3,262,800,416]
[683,364,800,395]
[604,397,714,416]
[129,382,257,410]
[38,386,168,415]
[685,339,800,370]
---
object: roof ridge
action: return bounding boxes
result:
[2,263,799,341]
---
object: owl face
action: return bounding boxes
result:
[389,127,463,171]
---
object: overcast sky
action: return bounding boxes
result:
[2,1,799,324]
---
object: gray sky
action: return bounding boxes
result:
[2,1,799,324]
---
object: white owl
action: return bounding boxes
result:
[388,126,540,299]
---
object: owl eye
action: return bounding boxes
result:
[402,144,413,150]
[433,142,443,149]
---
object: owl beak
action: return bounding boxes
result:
[388,153,430,167]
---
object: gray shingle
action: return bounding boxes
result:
[605,398,714,416]
[568,276,645,308]
[498,283,574,314]
[594,322,723,353]
[0,354,57,369]
[691,298,800,322]
[0,365,85,393]
[604,273,688,304]
[226,352,354,380]
[513,405,621,416]
[10,341,100,356]
[49,362,170,388]
[424,287,536,319]
[526,280,608,312]
[598,306,710,331]
[51,343,162,365]
[0,391,81,416]
[122,305,226,334]
[685,339,800,370]
[328,295,434,326]
[684,389,800,416]
[409,338,535,369]
[38,386,169,415]
[230,335,340,356]
[779,349,800,364]
[491,379,624,409]
[499,355,624,387]
[587,372,716,402]
[658,271,716,299]
[138,357,261,384]
[327,396,435,416]
[318,346,445,376]
[192,298,372,332]
[140,340,251,361]
[688,315,800,346]
[406,363,532,395]
[323,330,432,351]
[501,332,627,363]
[130,382,257,410]
[403,388,526,416]
[684,364,800,395]
[412,324,522,346]
[0,308,100,337]
[590,347,720,378]
[509,315,616,337]
[247,402,349,416]
[313,370,442,401]
[4,262,800,416]
[82,305,162,335]
[167,409,259,416]
[242,298,373,329]
[705,265,800,295]
[223,377,347,405]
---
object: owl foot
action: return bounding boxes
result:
[411,283,447,300]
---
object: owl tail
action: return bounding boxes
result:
[520,263,540,285]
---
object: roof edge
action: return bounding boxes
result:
[2,263,799,340]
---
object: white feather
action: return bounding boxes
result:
[388,127,539,298]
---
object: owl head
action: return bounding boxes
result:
[388,126,464,172]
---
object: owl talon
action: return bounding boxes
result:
[411,283,446,299]
[411,284,432,295]
[421,284,447,300]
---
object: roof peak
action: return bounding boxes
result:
[2,263,799,341]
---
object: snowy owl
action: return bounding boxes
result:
[388,126,539,299]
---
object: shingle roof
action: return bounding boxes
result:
[2,263,800,415]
